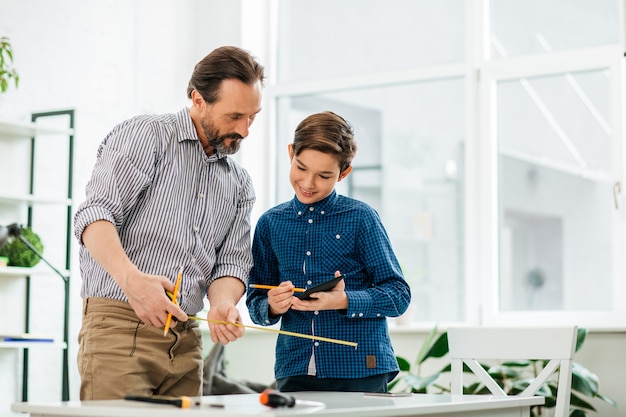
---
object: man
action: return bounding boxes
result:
[73,46,265,400]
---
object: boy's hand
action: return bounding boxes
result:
[268,281,297,317]
[291,272,348,311]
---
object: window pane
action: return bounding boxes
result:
[277,0,465,82]
[490,0,620,58]
[276,78,466,321]
[497,69,614,311]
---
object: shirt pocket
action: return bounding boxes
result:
[209,195,238,245]
[322,229,358,276]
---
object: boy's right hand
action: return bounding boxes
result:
[268,281,297,317]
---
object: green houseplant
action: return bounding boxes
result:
[0,36,19,93]
[389,326,617,417]
[0,227,44,267]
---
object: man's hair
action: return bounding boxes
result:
[187,46,265,103]
[292,111,357,173]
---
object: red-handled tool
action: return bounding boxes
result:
[259,389,296,408]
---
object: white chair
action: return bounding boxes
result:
[447,326,577,417]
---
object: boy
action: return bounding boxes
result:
[246,111,411,392]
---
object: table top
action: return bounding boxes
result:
[12,392,545,417]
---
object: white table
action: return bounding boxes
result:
[12,392,545,417]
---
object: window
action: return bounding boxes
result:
[264,0,625,328]
[480,3,624,326]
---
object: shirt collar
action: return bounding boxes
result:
[292,190,338,215]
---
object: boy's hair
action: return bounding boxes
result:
[187,46,265,103]
[292,111,357,173]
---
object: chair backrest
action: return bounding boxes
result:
[447,326,577,417]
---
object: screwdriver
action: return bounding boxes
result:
[124,395,193,408]
[259,389,296,408]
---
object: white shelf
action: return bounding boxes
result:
[0,193,71,206]
[0,266,70,278]
[0,110,74,402]
[0,341,66,349]
[0,120,74,139]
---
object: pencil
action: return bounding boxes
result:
[249,284,306,293]
[163,266,184,336]
[188,316,358,348]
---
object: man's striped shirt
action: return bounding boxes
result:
[74,108,255,315]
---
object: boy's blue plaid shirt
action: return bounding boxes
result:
[247,190,411,380]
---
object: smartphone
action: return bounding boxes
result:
[295,275,344,300]
[363,392,412,397]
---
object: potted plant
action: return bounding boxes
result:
[389,326,617,416]
[0,226,44,267]
[0,36,19,93]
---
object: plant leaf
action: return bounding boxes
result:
[415,325,439,365]
[501,360,532,368]
[0,36,19,92]
[596,393,618,408]
[396,356,411,372]
[387,379,400,391]
[571,362,599,396]
[419,331,448,363]
[509,379,552,398]
[403,372,441,392]
[569,390,596,411]
[488,365,523,379]
[463,381,486,395]
[575,328,587,352]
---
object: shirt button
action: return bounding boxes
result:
[265,319,270,324]
[199,193,205,199]
[314,342,319,347]
[359,313,364,317]
[191,257,196,263]
[309,207,314,211]
[320,211,325,215]
[306,251,311,256]
[351,313,356,318]
[298,211,302,216]
[308,219,313,224]
[193,226,199,232]
[376,313,381,317]
[307,280,312,285]
[336,234,340,239]
[314,311,319,315]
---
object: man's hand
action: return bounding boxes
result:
[122,269,187,327]
[206,302,244,344]
[207,277,246,344]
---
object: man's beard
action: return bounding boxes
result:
[200,118,243,155]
